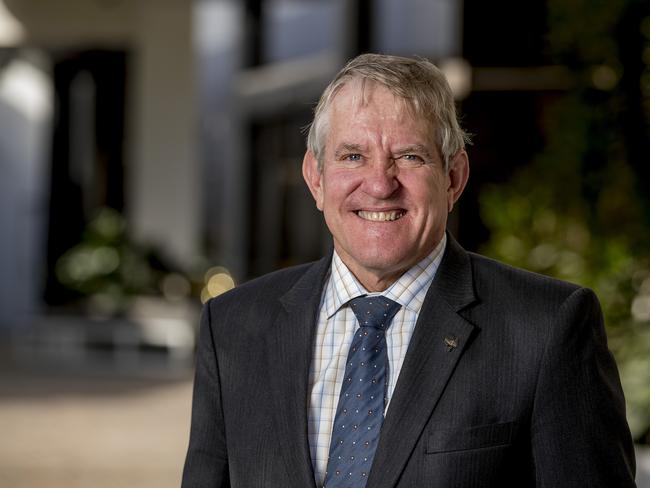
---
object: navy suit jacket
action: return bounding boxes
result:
[182,235,636,487]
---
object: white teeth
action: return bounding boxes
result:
[357,210,405,222]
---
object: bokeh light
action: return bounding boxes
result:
[200,266,236,303]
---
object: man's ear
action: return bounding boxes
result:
[446,149,469,213]
[302,150,324,211]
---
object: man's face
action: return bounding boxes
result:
[303,81,468,291]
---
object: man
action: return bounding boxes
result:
[182,54,636,487]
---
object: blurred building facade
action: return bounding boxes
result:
[0,0,198,333]
[198,0,465,282]
[0,0,467,332]
[2,1,650,481]
[1,0,647,373]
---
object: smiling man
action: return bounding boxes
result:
[302,72,468,292]
[182,54,636,488]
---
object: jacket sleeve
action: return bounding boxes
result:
[531,287,637,487]
[182,302,230,487]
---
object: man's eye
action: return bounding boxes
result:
[346,154,362,161]
[399,154,424,164]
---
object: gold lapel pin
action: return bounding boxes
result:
[444,336,458,352]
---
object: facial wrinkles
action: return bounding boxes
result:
[325,83,440,215]
[334,111,404,175]
[346,98,422,210]
[322,78,437,165]
[344,144,401,210]
[313,82,456,291]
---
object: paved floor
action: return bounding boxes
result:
[0,365,194,488]
[2,356,649,488]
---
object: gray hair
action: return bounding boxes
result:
[306,53,470,171]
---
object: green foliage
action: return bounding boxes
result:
[55,207,192,317]
[479,0,650,441]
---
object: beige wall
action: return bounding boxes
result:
[127,0,199,267]
[5,0,200,267]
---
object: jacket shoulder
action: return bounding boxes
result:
[203,258,327,322]
[467,251,583,306]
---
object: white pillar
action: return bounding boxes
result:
[127,0,199,268]
[0,55,52,330]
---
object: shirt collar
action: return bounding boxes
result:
[324,234,447,318]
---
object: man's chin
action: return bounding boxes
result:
[337,247,414,281]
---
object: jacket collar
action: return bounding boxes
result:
[267,252,331,488]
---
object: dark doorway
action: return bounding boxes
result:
[45,49,128,306]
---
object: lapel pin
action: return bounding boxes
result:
[444,336,458,352]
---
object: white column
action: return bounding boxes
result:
[127,0,199,268]
[0,55,52,330]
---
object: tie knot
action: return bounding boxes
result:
[348,296,401,330]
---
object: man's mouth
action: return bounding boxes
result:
[356,210,406,222]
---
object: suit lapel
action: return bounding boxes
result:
[266,255,331,488]
[367,235,478,488]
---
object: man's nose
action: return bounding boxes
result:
[361,159,399,198]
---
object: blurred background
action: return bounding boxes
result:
[0,0,649,486]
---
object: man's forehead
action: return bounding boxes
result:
[331,79,411,113]
[327,80,435,137]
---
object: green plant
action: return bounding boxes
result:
[479,0,650,441]
[55,207,192,316]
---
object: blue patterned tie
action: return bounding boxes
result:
[323,295,402,488]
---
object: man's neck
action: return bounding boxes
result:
[334,235,447,293]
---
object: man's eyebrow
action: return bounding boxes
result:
[334,143,366,158]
